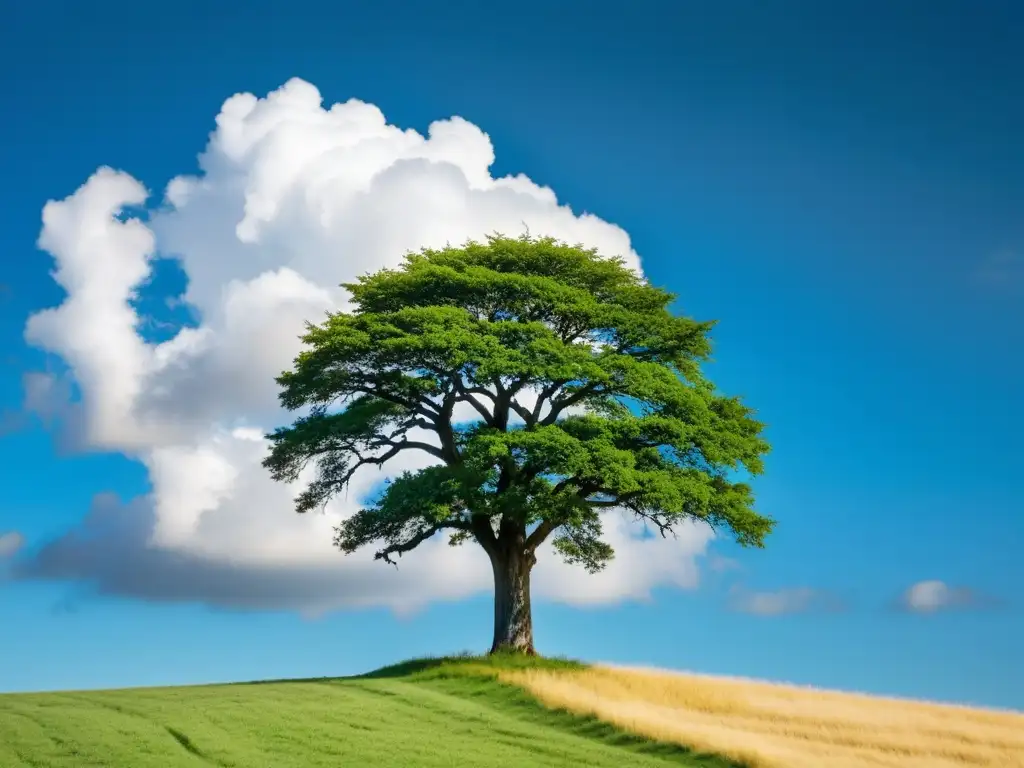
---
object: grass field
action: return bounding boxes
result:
[0,655,735,768]
[502,664,1024,768]
[1,655,1021,768]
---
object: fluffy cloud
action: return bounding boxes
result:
[19,78,715,615]
[727,585,844,617]
[19,493,712,617]
[897,580,993,614]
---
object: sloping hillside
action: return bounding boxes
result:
[3,656,1021,768]
[502,664,1024,768]
[0,656,733,768]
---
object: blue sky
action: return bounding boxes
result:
[1,0,1022,710]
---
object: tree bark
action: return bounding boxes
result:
[488,543,536,655]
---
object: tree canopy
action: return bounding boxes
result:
[265,234,773,652]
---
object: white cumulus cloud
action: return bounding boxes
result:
[20,78,715,615]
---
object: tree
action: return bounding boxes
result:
[264,235,773,654]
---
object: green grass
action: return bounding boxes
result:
[0,654,740,768]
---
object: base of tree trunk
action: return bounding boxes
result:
[489,546,536,656]
[488,642,537,656]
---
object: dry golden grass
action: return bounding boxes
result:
[498,665,1024,768]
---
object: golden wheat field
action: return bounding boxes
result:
[498,665,1024,768]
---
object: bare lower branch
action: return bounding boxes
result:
[375,524,444,566]
[525,518,560,550]
[509,398,534,425]
[451,379,497,425]
[338,443,405,488]
[469,514,499,556]
[632,509,675,538]
[531,380,569,421]
[584,488,640,509]
[462,384,498,403]
[372,513,478,567]
[375,437,445,461]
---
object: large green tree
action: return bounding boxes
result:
[265,235,772,654]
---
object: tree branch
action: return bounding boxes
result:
[631,509,676,539]
[469,514,499,556]
[540,382,606,425]
[531,380,569,422]
[492,380,511,431]
[551,477,582,495]
[525,518,560,550]
[509,398,535,426]
[452,379,495,425]
[434,391,462,464]
[374,437,445,461]
[462,384,498,403]
[582,487,641,509]
[353,383,441,420]
[375,524,446,566]
[338,443,405,488]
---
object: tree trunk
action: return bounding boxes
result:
[488,544,536,655]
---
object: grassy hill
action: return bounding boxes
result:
[0,655,735,768]
[502,662,1024,768]
[2,654,1022,768]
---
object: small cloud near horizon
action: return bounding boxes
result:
[727,585,845,617]
[897,580,997,614]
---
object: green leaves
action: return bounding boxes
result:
[266,234,774,569]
